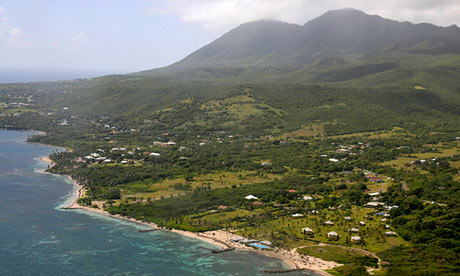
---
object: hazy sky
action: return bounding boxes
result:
[0,0,459,73]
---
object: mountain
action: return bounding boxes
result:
[2,8,460,138]
[171,8,460,68]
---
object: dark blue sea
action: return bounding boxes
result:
[0,130,317,276]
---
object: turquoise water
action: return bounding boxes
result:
[249,243,270,249]
[0,130,318,276]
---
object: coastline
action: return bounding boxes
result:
[38,156,337,276]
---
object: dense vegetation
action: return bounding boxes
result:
[1,8,460,276]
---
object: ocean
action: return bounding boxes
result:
[0,68,111,83]
[0,130,317,276]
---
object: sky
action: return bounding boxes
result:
[0,0,459,74]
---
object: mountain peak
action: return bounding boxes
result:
[306,8,379,26]
[328,7,367,14]
[169,9,460,69]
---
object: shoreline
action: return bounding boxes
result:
[38,156,337,276]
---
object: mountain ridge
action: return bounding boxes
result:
[167,8,460,69]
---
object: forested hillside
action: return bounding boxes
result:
[1,8,460,276]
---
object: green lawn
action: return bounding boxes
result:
[298,245,378,267]
[237,206,408,253]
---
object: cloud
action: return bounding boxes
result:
[0,13,29,47]
[71,31,90,47]
[157,0,460,30]
[6,27,21,46]
[145,6,170,15]
[0,6,4,13]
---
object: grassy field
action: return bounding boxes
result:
[366,181,392,193]
[297,245,378,266]
[237,206,408,253]
[382,142,460,169]
[282,122,326,138]
[329,127,407,139]
[200,95,283,120]
[381,157,417,169]
[119,170,277,200]
[185,208,257,228]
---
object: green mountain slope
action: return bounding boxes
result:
[168,8,460,68]
[1,9,460,138]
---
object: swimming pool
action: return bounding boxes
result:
[249,243,270,249]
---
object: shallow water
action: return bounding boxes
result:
[0,130,318,276]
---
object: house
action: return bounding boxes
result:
[368,192,380,197]
[359,221,366,226]
[217,205,228,210]
[245,195,258,200]
[350,228,359,233]
[384,205,399,210]
[324,221,334,226]
[375,212,387,216]
[344,216,352,221]
[121,160,128,164]
[385,224,391,229]
[327,232,339,240]
[149,152,161,157]
[252,201,263,206]
[351,236,361,244]
[329,158,339,162]
[261,240,273,247]
[385,231,397,237]
[292,213,304,218]
[366,202,385,208]
[369,177,383,183]
[153,141,176,147]
[302,227,314,235]
[303,196,313,201]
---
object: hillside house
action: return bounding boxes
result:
[366,202,385,208]
[327,232,339,240]
[351,236,361,244]
[385,231,397,237]
[302,227,314,235]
